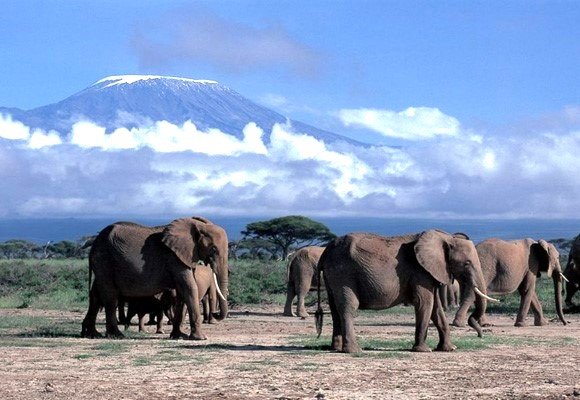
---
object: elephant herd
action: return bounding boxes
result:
[80,217,579,354]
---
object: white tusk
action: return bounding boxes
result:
[559,272,569,283]
[474,287,501,303]
[213,273,227,302]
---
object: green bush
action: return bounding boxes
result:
[0,259,88,309]
[228,259,287,305]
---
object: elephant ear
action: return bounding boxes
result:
[534,239,554,277]
[161,218,202,269]
[414,230,452,285]
[452,232,470,240]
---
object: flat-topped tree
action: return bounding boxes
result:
[242,216,336,260]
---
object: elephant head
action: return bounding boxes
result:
[414,230,496,337]
[532,239,566,325]
[161,217,229,320]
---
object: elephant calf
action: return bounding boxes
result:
[283,246,325,318]
[316,230,496,353]
[124,293,167,334]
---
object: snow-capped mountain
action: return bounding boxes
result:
[0,75,357,144]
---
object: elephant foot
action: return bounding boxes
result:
[297,312,310,318]
[534,318,549,326]
[451,319,467,327]
[514,320,528,327]
[170,330,188,340]
[331,336,343,352]
[341,342,362,354]
[106,330,125,339]
[435,342,457,352]
[188,332,207,341]
[80,327,102,339]
[155,329,165,334]
[411,343,432,352]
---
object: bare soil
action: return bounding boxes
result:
[0,305,579,400]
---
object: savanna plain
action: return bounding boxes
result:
[0,259,579,400]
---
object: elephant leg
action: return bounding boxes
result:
[155,309,164,334]
[296,283,310,318]
[452,283,475,327]
[565,281,578,306]
[432,290,455,352]
[170,300,188,339]
[117,300,127,325]
[283,282,297,317]
[326,285,343,351]
[138,312,146,332]
[515,276,535,327]
[174,269,206,341]
[104,297,124,338]
[412,285,434,352]
[530,292,548,326]
[81,286,103,338]
[337,286,361,353]
[439,286,449,311]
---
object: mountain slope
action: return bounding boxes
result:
[0,75,358,145]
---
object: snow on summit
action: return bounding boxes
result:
[94,75,218,88]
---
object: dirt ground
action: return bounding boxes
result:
[0,305,579,400]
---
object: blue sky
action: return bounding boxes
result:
[0,1,579,219]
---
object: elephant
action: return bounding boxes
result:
[439,280,460,311]
[564,235,580,308]
[163,264,223,325]
[283,246,325,318]
[124,292,167,334]
[81,217,229,340]
[315,230,496,353]
[452,238,567,327]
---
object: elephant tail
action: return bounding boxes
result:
[315,249,328,338]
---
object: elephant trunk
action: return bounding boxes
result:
[214,261,229,321]
[553,273,566,325]
[467,269,488,338]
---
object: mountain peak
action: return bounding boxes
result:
[93,75,218,88]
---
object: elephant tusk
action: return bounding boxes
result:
[213,273,227,302]
[474,287,501,303]
[559,272,569,283]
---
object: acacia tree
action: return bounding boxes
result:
[241,215,336,260]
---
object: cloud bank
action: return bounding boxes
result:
[0,110,579,219]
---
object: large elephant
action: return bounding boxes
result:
[452,238,567,327]
[81,217,229,340]
[315,230,496,353]
[283,246,325,318]
[564,235,580,308]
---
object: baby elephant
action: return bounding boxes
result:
[124,293,167,334]
[283,246,325,318]
[316,230,497,353]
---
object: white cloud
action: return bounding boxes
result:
[0,114,31,140]
[338,107,460,140]
[0,110,579,219]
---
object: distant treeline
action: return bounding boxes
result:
[0,239,92,259]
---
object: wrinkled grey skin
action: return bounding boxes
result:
[283,246,325,318]
[316,230,488,353]
[81,217,229,340]
[164,264,223,325]
[564,235,580,307]
[452,238,566,327]
[439,280,460,311]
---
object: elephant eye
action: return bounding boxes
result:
[209,246,218,257]
[464,260,473,267]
